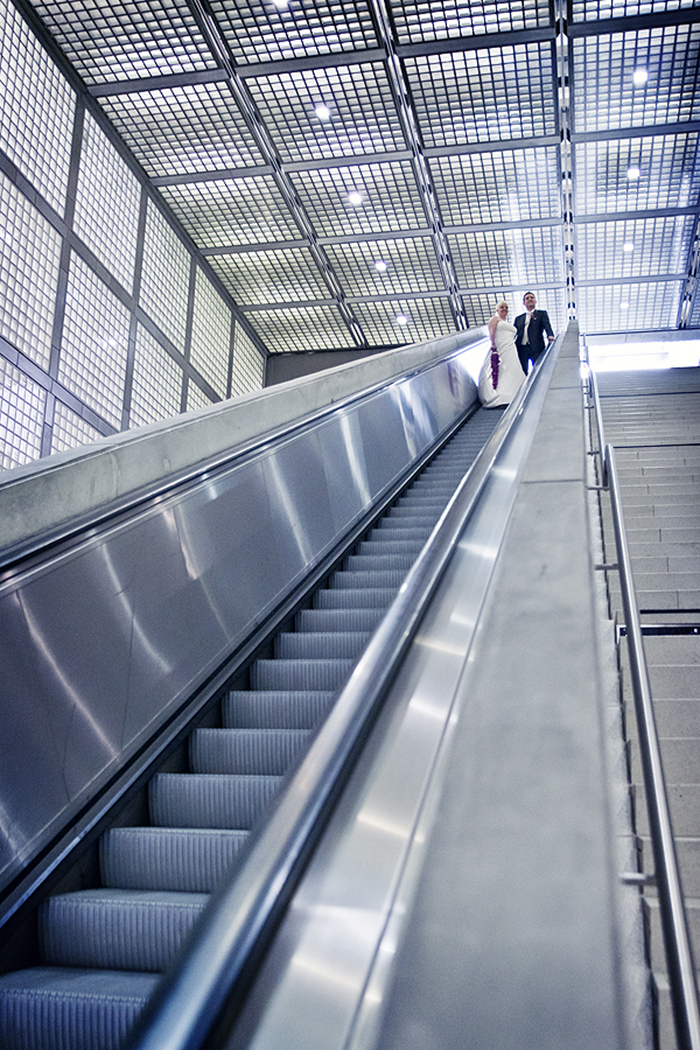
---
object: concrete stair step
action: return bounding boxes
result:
[634,783,700,837]
[640,835,700,896]
[611,589,700,612]
[630,738,700,786]
[646,895,700,975]
[639,637,700,664]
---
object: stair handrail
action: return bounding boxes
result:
[580,344,608,486]
[126,340,560,1050]
[605,442,700,1050]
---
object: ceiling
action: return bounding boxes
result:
[21,0,700,355]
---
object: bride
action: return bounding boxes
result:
[478,301,526,408]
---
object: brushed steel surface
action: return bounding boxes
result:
[220,370,541,1050]
[0,347,479,894]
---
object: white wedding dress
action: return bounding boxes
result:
[478,319,525,408]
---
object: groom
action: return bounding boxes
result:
[514,292,554,373]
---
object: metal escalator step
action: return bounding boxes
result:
[274,631,371,660]
[313,587,395,609]
[378,512,438,527]
[344,553,416,572]
[388,501,445,514]
[251,657,354,690]
[330,569,406,589]
[374,524,433,542]
[356,538,425,555]
[295,608,384,632]
[100,827,247,893]
[150,772,282,829]
[223,690,334,728]
[0,967,159,1050]
[190,727,312,775]
[39,889,208,972]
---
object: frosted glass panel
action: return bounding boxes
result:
[51,399,104,454]
[0,171,62,369]
[130,323,183,427]
[190,267,231,397]
[0,0,74,215]
[231,324,265,398]
[59,252,130,427]
[0,358,46,470]
[140,199,191,351]
[74,110,141,292]
[186,380,211,411]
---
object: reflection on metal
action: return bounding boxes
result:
[0,343,479,899]
[125,340,559,1050]
[226,344,557,1050]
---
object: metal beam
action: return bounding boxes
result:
[573,121,700,144]
[567,7,700,38]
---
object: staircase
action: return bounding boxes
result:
[0,408,501,1050]
[598,367,700,1049]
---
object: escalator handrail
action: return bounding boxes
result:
[0,333,486,574]
[127,342,559,1050]
[605,443,700,1050]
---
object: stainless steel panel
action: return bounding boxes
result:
[218,362,541,1050]
[0,346,479,894]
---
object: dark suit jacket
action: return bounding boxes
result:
[514,309,554,371]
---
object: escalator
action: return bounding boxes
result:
[0,325,647,1050]
[0,384,501,1049]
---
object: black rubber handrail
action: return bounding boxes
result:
[126,341,558,1050]
[605,442,700,1050]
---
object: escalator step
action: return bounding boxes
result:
[274,631,371,660]
[388,501,442,514]
[294,609,384,632]
[0,967,159,1050]
[150,772,283,829]
[223,690,334,728]
[330,569,406,589]
[344,553,416,572]
[355,539,425,556]
[376,519,436,534]
[251,657,354,690]
[190,727,312,775]
[314,587,396,609]
[100,827,247,893]
[39,890,208,972]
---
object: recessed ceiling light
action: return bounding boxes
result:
[623,242,635,252]
[632,68,648,86]
[348,191,363,206]
[395,314,408,325]
[620,301,630,309]
[374,260,387,271]
[314,104,331,121]
[271,0,289,8]
[627,166,641,180]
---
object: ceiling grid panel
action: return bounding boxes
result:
[13,0,700,356]
[570,6,700,334]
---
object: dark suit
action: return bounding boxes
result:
[514,309,554,372]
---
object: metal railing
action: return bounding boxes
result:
[587,361,700,1050]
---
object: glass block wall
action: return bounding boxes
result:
[0,0,265,473]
